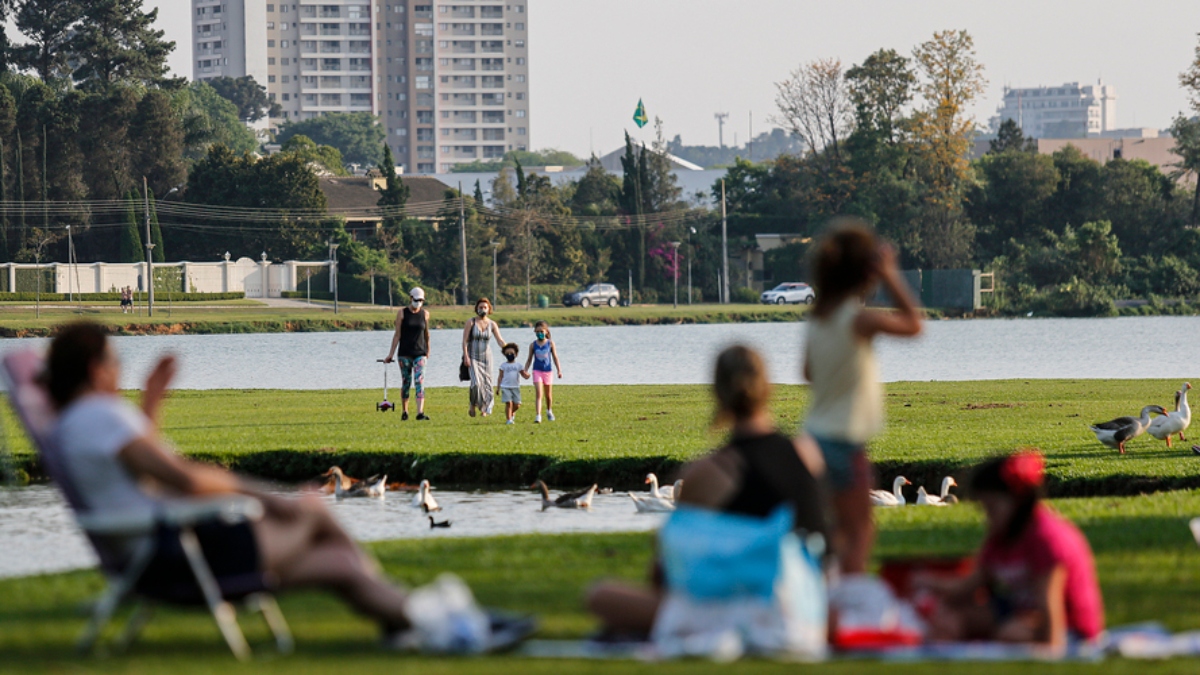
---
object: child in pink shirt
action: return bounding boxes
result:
[916,450,1104,649]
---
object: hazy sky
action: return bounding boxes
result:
[153,0,1199,156]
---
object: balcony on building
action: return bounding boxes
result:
[321,58,342,71]
[451,94,477,106]
[450,6,475,18]
[415,58,434,71]
[480,6,503,18]
[452,129,477,141]
[348,58,370,72]
[481,76,503,89]
[453,111,478,123]
[452,146,478,159]
[481,93,504,106]
[348,23,371,36]
[451,76,476,89]
[348,40,370,54]
[320,41,342,54]
[452,41,476,54]
[413,5,433,19]
[453,58,476,71]
[482,129,505,141]
[480,41,503,53]
[482,145,505,158]
[480,23,503,36]
[450,23,475,36]
[319,7,341,18]
[481,58,504,71]
[350,94,372,108]
[320,23,340,36]
[482,111,505,123]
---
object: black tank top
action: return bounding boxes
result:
[397,307,428,357]
[720,431,827,539]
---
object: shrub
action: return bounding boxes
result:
[732,287,760,304]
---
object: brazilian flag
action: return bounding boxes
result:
[632,98,648,128]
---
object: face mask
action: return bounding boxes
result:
[411,300,422,309]
[505,353,516,362]
[476,307,488,317]
[535,332,546,340]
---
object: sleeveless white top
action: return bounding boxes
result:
[803,299,883,444]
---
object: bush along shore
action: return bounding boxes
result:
[4,381,1199,497]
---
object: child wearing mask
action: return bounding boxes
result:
[522,320,562,423]
[498,343,528,425]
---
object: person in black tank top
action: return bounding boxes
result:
[587,345,828,640]
[383,288,432,420]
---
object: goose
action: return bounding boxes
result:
[916,476,958,506]
[1148,383,1192,448]
[332,471,387,499]
[645,473,674,500]
[870,476,910,507]
[629,488,676,513]
[320,466,359,495]
[532,480,597,510]
[1090,405,1169,453]
[411,479,440,512]
[428,516,451,529]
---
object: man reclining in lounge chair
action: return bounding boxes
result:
[40,321,527,653]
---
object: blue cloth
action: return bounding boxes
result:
[810,434,865,490]
[532,340,553,372]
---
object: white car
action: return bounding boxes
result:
[761,282,815,305]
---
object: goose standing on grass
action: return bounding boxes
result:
[532,480,597,510]
[1148,383,1192,448]
[411,479,440,512]
[1090,405,1168,453]
[870,476,910,507]
[644,473,675,499]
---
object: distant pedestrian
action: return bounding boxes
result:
[120,287,133,314]
[462,297,506,417]
[383,287,431,420]
[521,320,562,423]
[802,218,921,580]
[497,343,528,425]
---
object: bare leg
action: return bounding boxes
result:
[544,383,553,413]
[401,398,410,415]
[534,381,545,417]
[586,581,661,638]
[834,453,874,575]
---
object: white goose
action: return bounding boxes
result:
[411,479,440,512]
[645,473,675,500]
[532,480,597,510]
[870,476,910,507]
[629,481,681,513]
[1090,405,1169,454]
[916,476,958,506]
[1148,383,1192,448]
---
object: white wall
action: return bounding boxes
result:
[4,260,332,298]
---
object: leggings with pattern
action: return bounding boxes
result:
[399,356,427,400]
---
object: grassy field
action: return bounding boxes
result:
[0,302,809,336]
[1,491,1198,673]
[3,380,1198,494]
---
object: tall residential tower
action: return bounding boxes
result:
[193,0,531,173]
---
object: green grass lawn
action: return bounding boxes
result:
[5,380,1197,494]
[1,491,1198,673]
[0,302,807,336]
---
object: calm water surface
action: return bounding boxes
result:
[0,485,663,578]
[2,316,1198,390]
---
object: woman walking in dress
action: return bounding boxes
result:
[461,297,506,417]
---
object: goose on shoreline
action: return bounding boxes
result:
[1090,405,1168,453]
[532,480,597,510]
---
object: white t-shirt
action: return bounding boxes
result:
[498,361,523,388]
[803,299,883,444]
[52,394,156,514]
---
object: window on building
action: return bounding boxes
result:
[282,75,290,83]
[514,39,524,47]
[516,74,524,82]
[268,40,276,47]
[415,75,431,89]
[515,110,525,118]
[268,4,275,11]
[282,93,290,101]
[515,57,524,65]
[281,40,289,48]
[268,75,277,82]
[515,22,524,30]
[516,92,523,100]
[268,22,275,29]
[282,57,290,65]
[269,57,277,65]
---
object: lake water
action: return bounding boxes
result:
[2,316,1198,391]
[0,485,664,579]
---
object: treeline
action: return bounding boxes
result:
[726,30,1200,315]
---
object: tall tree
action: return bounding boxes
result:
[208,75,280,122]
[1182,32,1200,114]
[71,0,177,89]
[275,112,385,166]
[376,143,409,257]
[989,118,1036,154]
[280,134,348,176]
[1168,115,1200,227]
[0,85,13,262]
[130,89,186,197]
[12,0,83,81]
[772,58,854,161]
[845,48,916,145]
[119,190,144,263]
[175,81,259,158]
[77,87,140,200]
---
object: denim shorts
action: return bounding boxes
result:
[810,434,868,491]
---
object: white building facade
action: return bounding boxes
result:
[991,81,1117,138]
[192,0,531,174]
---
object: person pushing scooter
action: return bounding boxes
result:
[383,287,432,420]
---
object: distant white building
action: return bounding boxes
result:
[991,81,1117,138]
[594,145,704,173]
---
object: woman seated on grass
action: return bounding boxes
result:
[915,450,1104,649]
[586,345,828,639]
[43,321,523,653]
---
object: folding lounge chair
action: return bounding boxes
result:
[1,349,293,661]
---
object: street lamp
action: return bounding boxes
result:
[260,251,269,301]
[669,242,681,308]
[328,240,340,314]
[490,240,500,303]
[687,226,696,305]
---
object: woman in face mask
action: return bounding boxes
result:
[383,287,432,420]
[461,297,506,417]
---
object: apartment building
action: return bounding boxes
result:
[192,0,531,174]
[990,81,1117,138]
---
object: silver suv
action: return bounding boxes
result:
[563,283,620,308]
[761,282,815,305]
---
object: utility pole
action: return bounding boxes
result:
[669,242,681,308]
[66,225,74,304]
[490,240,500,303]
[687,226,695,305]
[144,176,154,316]
[458,182,469,305]
[714,112,729,148]
[721,179,729,304]
[328,239,339,314]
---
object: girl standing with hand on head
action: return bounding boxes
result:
[462,297,506,417]
[522,320,562,423]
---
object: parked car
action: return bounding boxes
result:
[760,282,815,305]
[563,283,621,308]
